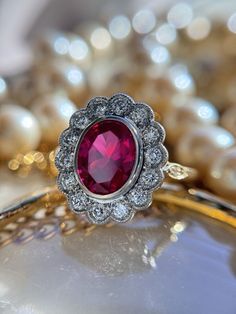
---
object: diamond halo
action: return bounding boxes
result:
[56,93,168,224]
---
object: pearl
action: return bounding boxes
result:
[221,106,236,137]
[68,35,91,68]
[0,104,41,159]
[163,95,219,143]
[156,23,177,46]
[109,15,131,40]
[0,77,8,101]
[132,9,156,34]
[86,25,113,57]
[150,45,171,66]
[76,22,113,57]
[187,17,211,41]
[227,12,236,34]
[206,148,236,201]
[175,126,235,169]
[167,3,193,29]
[31,93,76,143]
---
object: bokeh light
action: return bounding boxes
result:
[109,15,131,40]
[132,9,156,34]
[167,3,193,29]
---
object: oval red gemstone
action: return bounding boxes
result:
[76,119,137,195]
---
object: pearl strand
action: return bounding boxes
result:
[0,5,235,201]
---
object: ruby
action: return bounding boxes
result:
[76,119,137,195]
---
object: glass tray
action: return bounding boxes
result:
[0,205,235,314]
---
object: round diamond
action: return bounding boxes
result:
[129,104,153,130]
[143,126,159,145]
[70,109,90,129]
[112,202,133,222]
[145,146,164,168]
[109,94,133,116]
[58,172,78,192]
[127,187,152,208]
[87,97,109,117]
[87,203,111,224]
[55,148,74,170]
[60,129,80,147]
[143,123,165,146]
[76,118,137,195]
[69,190,89,212]
[139,169,163,189]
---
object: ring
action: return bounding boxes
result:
[55,93,195,224]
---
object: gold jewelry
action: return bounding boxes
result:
[1,182,235,250]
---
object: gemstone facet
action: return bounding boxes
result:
[76,118,137,196]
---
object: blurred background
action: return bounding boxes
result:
[1,0,174,75]
[0,1,236,314]
[1,0,236,206]
[1,0,236,75]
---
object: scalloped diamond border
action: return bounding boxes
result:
[56,93,168,224]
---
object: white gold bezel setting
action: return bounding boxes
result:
[73,115,144,202]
